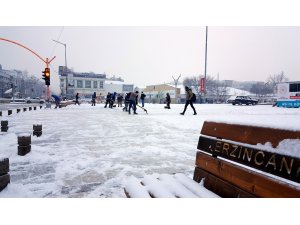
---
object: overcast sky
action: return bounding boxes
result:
[1,26,300,87]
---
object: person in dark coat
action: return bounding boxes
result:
[75,93,80,105]
[140,92,146,107]
[123,92,131,112]
[180,86,197,115]
[117,93,123,107]
[128,91,139,114]
[109,92,116,108]
[104,92,111,108]
[165,93,171,109]
[91,92,96,106]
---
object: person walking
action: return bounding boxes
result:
[140,91,146,107]
[180,86,197,115]
[128,91,139,114]
[91,92,96,106]
[165,93,171,109]
[75,93,80,105]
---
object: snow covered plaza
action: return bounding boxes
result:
[1,103,300,197]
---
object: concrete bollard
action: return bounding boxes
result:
[0,158,10,192]
[29,107,32,111]
[1,120,8,132]
[8,109,12,116]
[33,124,42,137]
[23,108,27,112]
[17,109,21,113]
[17,133,31,156]
[34,106,37,110]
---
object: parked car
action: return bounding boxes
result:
[227,96,258,105]
[25,97,45,104]
[10,98,26,103]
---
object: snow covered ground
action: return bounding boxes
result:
[1,103,300,198]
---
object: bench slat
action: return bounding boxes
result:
[195,151,300,197]
[197,136,300,183]
[193,167,256,198]
[201,121,300,147]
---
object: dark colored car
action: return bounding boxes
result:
[228,96,258,105]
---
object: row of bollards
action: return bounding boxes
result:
[0,105,43,117]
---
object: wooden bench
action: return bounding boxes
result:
[124,121,300,198]
[194,121,300,198]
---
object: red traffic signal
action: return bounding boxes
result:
[42,68,50,86]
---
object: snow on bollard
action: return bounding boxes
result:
[1,120,8,132]
[8,109,12,116]
[40,106,42,109]
[29,107,32,111]
[18,133,31,156]
[0,111,2,117]
[17,109,21,113]
[23,108,27,112]
[33,124,42,137]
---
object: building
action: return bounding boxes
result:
[142,84,181,103]
[104,80,134,94]
[59,66,106,99]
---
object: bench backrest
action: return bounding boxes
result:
[194,121,300,198]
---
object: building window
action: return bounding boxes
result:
[123,84,134,92]
[77,80,83,88]
[289,83,300,92]
[93,81,98,88]
[99,81,103,89]
[85,80,91,88]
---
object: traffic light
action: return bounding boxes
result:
[42,68,50,86]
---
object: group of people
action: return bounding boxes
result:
[122,91,140,114]
[70,86,197,115]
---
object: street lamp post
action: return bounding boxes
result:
[204,26,208,102]
[53,39,68,97]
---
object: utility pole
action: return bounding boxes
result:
[172,74,181,104]
[204,26,208,102]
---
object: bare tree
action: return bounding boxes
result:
[266,71,289,94]
[250,82,273,97]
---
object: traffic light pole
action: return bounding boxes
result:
[0,37,56,101]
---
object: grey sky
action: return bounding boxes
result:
[1,26,300,88]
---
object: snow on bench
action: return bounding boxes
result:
[124,173,220,198]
